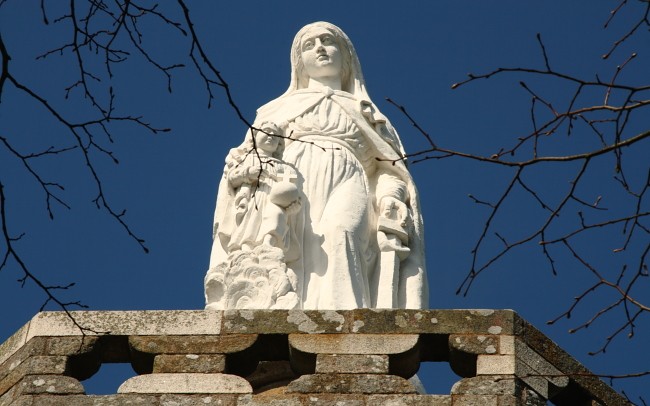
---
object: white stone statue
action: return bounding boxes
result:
[206,21,427,310]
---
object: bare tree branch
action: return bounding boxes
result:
[0,182,103,334]
[384,2,649,379]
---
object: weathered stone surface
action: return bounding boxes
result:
[44,337,100,356]
[513,338,568,390]
[348,309,515,335]
[1,338,47,385]
[509,355,561,400]
[513,316,622,406]
[513,388,547,406]
[0,324,31,368]
[16,375,84,395]
[1,355,69,397]
[286,374,416,394]
[91,395,161,405]
[497,394,518,406]
[449,334,499,355]
[499,336,515,355]
[300,394,364,405]
[223,310,348,334]
[452,394,498,406]
[315,354,388,374]
[451,376,517,395]
[2,394,32,406]
[21,356,68,375]
[475,338,570,399]
[367,394,452,405]
[27,311,221,338]
[0,382,19,406]
[476,355,515,375]
[26,394,162,405]
[501,392,550,406]
[130,335,257,355]
[289,334,418,355]
[1,336,100,389]
[160,394,238,405]
[223,309,514,335]
[118,373,252,394]
[153,354,226,373]
[0,310,632,405]
[453,376,553,406]
[237,394,303,406]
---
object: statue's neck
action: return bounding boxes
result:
[307,76,341,91]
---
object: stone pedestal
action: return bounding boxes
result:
[0,310,629,405]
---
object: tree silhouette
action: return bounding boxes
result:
[386,23,649,354]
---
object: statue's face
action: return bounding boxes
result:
[255,127,280,155]
[300,27,342,80]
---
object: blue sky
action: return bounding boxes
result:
[1,1,648,400]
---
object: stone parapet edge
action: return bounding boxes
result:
[0,309,630,405]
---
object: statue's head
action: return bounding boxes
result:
[253,121,285,159]
[226,122,285,168]
[290,22,358,94]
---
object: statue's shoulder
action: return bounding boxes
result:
[257,91,303,115]
[256,90,325,122]
[256,96,284,116]
[255,95,292,123]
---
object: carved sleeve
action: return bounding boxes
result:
[376,170,408,204]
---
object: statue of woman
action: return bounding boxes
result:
[250,21,428,309]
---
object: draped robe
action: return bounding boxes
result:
[252,87,428,309]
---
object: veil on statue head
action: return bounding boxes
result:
[283,21,371,101]
[258,21,407,160]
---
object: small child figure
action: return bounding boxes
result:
[206,122,302,311]
[223,122,301,256]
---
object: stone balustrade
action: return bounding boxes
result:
[0,310,629,405]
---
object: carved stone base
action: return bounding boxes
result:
[118,373,252,394]
[0,310,626,405]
